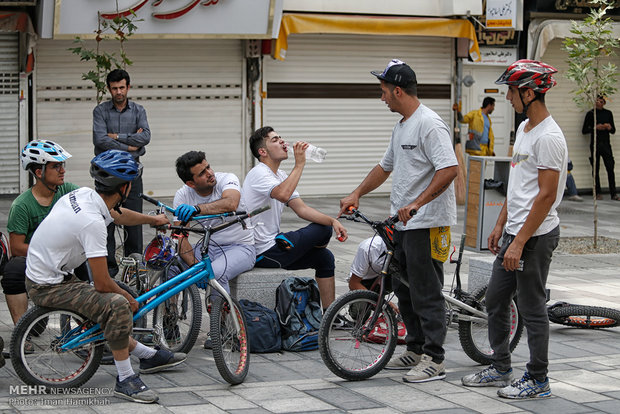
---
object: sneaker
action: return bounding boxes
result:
[497,372,552,399]
[114,374,159,403]
[139,347,186,374]
[566,194,583,202]
[402,354,446,383]
[612,194,620,201]
[332,314,353,330]
[3,337,34,359]
[462,365,513,387]
[596,194,603,200]
[385,350,422,370]
[203,333,212,349]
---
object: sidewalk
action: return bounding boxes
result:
[1,194,620,413]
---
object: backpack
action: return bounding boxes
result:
[239,299,282,353]
[275,277,322,351]
[0,231,10,275]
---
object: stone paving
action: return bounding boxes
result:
[1,194,620,413]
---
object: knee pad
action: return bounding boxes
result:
[1,257,27,295]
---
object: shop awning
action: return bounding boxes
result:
[0,11,36,72]
[274,13,481,62]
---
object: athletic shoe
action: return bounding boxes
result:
[3,337,34,359]
[402,354,445,383]
[203,332,212,349]
[114,374,159,403]
[462,365,513,387]
[385,350,422,370]
[566,195,583,202]
[497,372,552,399]
[332,314,353,330]
[139,347,186,374]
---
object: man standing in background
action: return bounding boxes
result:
[93,69,151,276]
[455,97,496,156]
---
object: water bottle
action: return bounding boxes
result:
[286,142,327,163]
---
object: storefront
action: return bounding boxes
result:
[33,0,281,197]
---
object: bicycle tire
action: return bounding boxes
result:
[458,286,524,365]
[10,306,104,389]
[100,281,147,365]
[319,290,398,381]
[209,295,250,385]
[549,304,620,329]
[152,284,202,354]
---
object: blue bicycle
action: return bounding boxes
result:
[10,195,269,387]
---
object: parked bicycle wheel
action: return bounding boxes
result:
[209,295,250,385]
[548,303,620,329]
[152,284,202,354]
[319,290,398,381]
[458,286,523,365]
[10,307,104,389]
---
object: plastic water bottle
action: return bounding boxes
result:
[286,142,327,163]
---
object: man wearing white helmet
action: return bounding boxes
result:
[1,140,80,356]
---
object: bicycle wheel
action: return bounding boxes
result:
[10,306,104,389]
[458,286,524,365]
[152,284,202,354]
[209,295,250,385]
[548,304,620,329]
[319,290,398,381]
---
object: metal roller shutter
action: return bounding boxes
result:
[35,39,244,197]
[263,34,453,196]
[0,33,19,194]
[543,38,620,190]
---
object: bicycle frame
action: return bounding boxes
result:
[60,197,268,352]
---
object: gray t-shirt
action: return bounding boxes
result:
[379,104,458,230]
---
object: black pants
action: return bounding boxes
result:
[589,141,616,197]
[487,226,559,381]
[107,175,143,273]
[393,229,446,363]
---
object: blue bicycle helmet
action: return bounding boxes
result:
[143,235,175,269]
[90,150,143,191]
[21,140,72,170]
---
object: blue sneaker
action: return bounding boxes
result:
[462,365,513,387]
[498,372,552,399]
[114,374,159,403]
[139,347,186,374]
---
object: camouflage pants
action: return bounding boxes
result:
[26,276,132,350]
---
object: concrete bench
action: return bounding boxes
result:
[467,256,495,294]
[230,268,312,310]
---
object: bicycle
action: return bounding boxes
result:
[10,195,269,388]
[548,301,620,329]
[318,208,524,381]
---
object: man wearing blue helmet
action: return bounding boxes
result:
[25,150,184,403]
[2,140,80,358]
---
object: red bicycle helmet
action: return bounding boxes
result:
[495,59,557,93]
[143,235,175,269]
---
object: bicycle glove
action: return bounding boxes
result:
[174,204,200,222]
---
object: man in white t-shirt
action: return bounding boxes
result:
[462,60,567,400]
[171,150,255,294]
[25,150,186,404]
[243,127,347,311]
[339,59,458,383]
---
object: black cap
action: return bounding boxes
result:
[371,59,416,87]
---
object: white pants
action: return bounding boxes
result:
[192,243,256,293]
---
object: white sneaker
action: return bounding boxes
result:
[384,350,422,370]
[402,354,446,383]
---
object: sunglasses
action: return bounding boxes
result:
[48,162,65,171]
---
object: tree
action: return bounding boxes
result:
[563,0,618,248]
[68,4,141,103]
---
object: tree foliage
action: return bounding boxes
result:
[68,6,141,103]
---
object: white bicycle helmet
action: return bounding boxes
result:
[21,140,72,170]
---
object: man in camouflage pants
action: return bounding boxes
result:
[25,150,186,403]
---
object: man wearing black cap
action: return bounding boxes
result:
[339,59,458,383]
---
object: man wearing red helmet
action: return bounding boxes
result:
[462,60,568,399]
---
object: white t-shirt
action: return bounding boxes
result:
[242,163,300,254]
[173,172,253,246]
[506,116,568,236]
[347,237,387,282]
[26,187,113,285]
[380,104,458,230]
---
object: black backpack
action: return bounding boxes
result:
[275,277,322,351]
[239,299,282,353]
